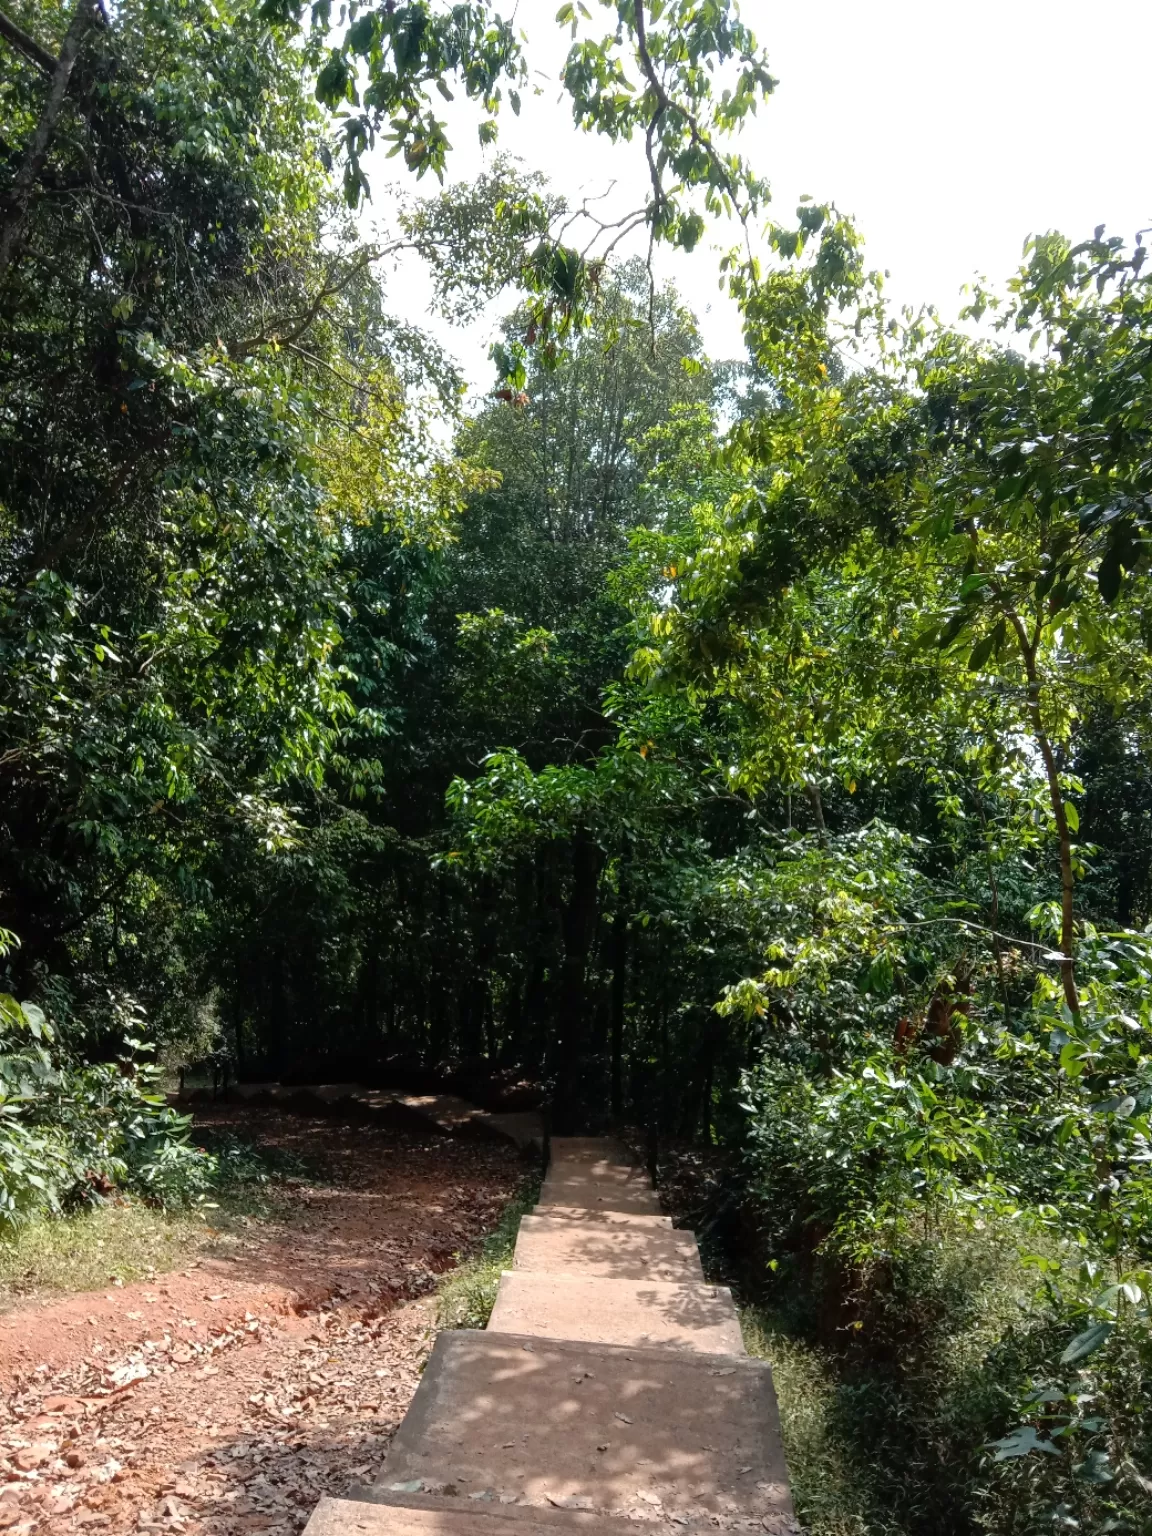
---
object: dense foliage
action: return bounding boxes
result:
[3,1,1151,1531]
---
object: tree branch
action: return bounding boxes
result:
[228,247,383,357]
[632,0,671,222]
[0,5,58,74]
[0,0,100,279]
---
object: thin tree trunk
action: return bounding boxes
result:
[0,7,61,73]
[972,789,1010,1021]
[1006,610,1080,1016]
[360,946,379,1037]
[609,908,627,1123]
[553,834,603,1131]
[804,776,828,847]
[609,845,630,1123]
[700,1032,714,1143]
[658,979,670,1131]
[0,0,98,278]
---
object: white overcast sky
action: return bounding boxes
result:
[367,0,1152,393]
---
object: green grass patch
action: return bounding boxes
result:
[0,1201,211,1303]
[742,1307,889,1536]
[437,1171,542,1330]
[0,1132,304,1307]
[739,1221,1060,1536]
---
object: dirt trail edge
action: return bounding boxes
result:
[0,1106,527,1535]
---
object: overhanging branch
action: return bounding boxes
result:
[0,5,58,75]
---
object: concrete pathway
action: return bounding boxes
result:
[303,1136,797,1536]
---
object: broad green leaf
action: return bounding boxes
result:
[967,631,997,671]
[1060,1321,1114,1365]
[988,1426,1060,1460]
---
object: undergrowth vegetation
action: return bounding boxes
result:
[0,1201,209,1302]
[0,1126,305,1302]
[740,1226,1058,1536]
[0,982,216,1228]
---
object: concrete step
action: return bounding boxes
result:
[549,1137,634,1165]
[373,1331,794,1529]
[304,1492,622,1536]
[538,1176,663,1217]
[489,1271,744,1355]
[515,1215,702,1282]
[543,1162,652,1191]
[304,1493,645,1536]
[546,1160,642,1184]
[532,1205,672,1229]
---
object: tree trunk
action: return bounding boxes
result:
[972,789,1011,1021]
[1010,623,1080,1016]
[658,985,670,1131]
[361,947,379,1038]
[609,912,627,1123]
[552,833,603,1131]
[804,777,828,847]
[0,0,98,278]
[609,851,630,1123]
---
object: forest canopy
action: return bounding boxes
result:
[2,1,1152,1531]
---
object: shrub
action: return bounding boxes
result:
[0,989,216,1227]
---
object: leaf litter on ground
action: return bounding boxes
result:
[0,1106,526,1535]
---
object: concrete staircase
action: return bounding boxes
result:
[303,1136,797,1536]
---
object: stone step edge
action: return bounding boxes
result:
[535,1191,664,1215]
[378,1328,775,1478]
[339,1488,652,1527]
[405,1325,772,1374]
[320,1488,715,1535]
[518,1213,696,1243]
[548,1137,634,1157]
[487,1271,745,1354]
[531,1205,672,1227]
[492,1268,739,1300]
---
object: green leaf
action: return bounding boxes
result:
[988,1426,1060,1460]
[1097,542,1123,603]
[1060,1320,1113,1365]
[1060,1040,1087,1078]
[0,993,25,1028]
[1092,1095,1136,1117]
[1064,801,1079,834]
[936,610,969,650]
[19,1002,48,1040]
[1073,1449,1114,1485]
[316,52,351,108]
[346,15,376,53]
[967,631,997,671]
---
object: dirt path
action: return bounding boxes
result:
[0,1108,524,1535]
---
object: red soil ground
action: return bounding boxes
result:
[0,1107,524,1536]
